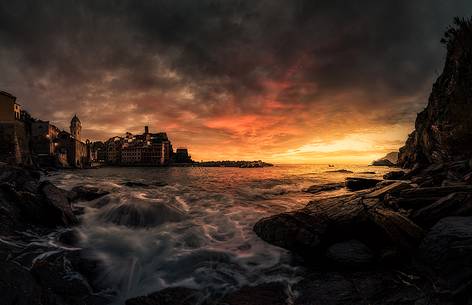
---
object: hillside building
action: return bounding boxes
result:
[0,90,91,167]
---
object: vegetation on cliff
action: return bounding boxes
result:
[398,18,472,167]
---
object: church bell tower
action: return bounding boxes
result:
[70,114,82,141]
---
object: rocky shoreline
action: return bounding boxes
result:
[0,164,113,305]
[254,160,472,304]
[2,16,472,305]
[3,161,472,305]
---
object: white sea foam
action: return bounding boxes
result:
[45,165,390,304]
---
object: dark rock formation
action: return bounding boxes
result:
[294,270,435,305]
[345,177,382,191]
[97,200,187,228]
[69,185,110,202]
[417,217,472,298]
[123,181,149,187]
[325,240,374,269]
[0,260,43,305]
[220,282,288,305]
[254,194,424,260]
[325,169,353,173]
[383,171,406,180]
[398,18,472,168]
[411,192,472,228]
[31,251,93,299]
[39,181,78,226]
[125,287,204,305]
[305,182,344,194]
[0,165,112,305]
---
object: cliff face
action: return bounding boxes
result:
[398,18,472,168]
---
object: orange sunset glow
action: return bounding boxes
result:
[1,1,469,163]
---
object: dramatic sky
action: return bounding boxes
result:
[1,1,471,163]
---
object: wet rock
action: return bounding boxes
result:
[31,250,92,298]
[123,181,148,187]
[295,271,432,305]
[0,164,40,193]
[0,181,77,229]
[125,287,203,305]
[399,185,472,198]
[70,185,110,202]
[0,260,43,305]
[294,273,363,305]
[85,293,115,305]
[351,271,433,305]
[221,282,288,305]
[153,181,168,187]
[254,194,424,258]
[39,181,78,226]
[305,183,344,194]
[383,171,406,180]
[325,169,353,173]
[97,200,186,228]
[366,208,424,252]
[253,211,324,254]
[388,195,442,212]
[411,192,472,228]
[0,183,27,233]
[417,217,472,296]
[57,228,81,246]
[325,240,374,269]
[345,178,382,191]
[364,181,411,199]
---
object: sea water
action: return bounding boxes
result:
[47,164,391,304]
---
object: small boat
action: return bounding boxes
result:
[328,164,335,167]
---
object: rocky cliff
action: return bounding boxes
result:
[398,18,472,168]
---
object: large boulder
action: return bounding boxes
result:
[220,282,288,305]
[294,271,432,305]
[125,287,204,305]
[254,194,424,260]
[39,181,78,226]
[325,240,374,269]
[69,185,110,202]
[0,260,43,305]
[305,183,344,194]
[383,171,406,180]
[411,192,472,228]
[417,216,472,296]
[0,165,40,193]
[0,181,77,232]
[345,178,382,191]
[294,273,363,305]
[31,250,93,299]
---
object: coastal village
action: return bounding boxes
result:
[0,90,192,168]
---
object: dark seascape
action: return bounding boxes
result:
[45,165,390,304]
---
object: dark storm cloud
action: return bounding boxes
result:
[1,0,471,161]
